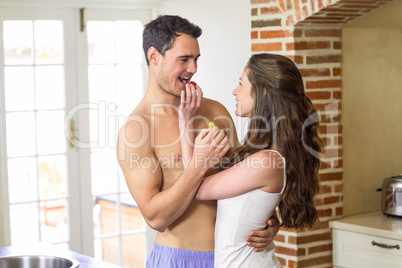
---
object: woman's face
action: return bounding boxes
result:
[232,68,254,117]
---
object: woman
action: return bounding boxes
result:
[180,53,323,267]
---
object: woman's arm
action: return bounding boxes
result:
[196,150,285,200]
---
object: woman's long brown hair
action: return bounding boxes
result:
[223,53,323,230]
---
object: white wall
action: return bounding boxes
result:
[159,0,251,140]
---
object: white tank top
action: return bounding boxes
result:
[214,150,286,267]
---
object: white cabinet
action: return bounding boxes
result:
[330,212,402,268]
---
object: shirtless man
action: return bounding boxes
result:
[117,15,279,267]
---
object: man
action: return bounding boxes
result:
[117,15,279,267]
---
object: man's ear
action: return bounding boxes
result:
[147,47,160,66]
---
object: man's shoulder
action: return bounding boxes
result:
[201,97,230,116]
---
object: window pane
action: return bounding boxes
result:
[3,21,33,65]
[95,237,119,265]
[87,22,114,64]
[34,20,64,64]
[119,168,129,193]
[36,110,66,155]
[95,194,118,234]
[91,150,118,195]
[122,234,146,268]
[121,192,144,231]
[88,65,116,103]
[8,157,38,203]
[115,21,143,63]
[4,66,35,111]
[40,199,68,243]
[116,64,143,107]
[38,155,67,199]
[10,203,39,245]
[35,66,65,110]
[6,112,36,157]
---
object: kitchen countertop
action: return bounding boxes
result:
[329,211,402,240]
[0,244,120,268]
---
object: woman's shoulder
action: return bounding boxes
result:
[250,150,285,168]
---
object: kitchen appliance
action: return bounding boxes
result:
[379,175,402,217]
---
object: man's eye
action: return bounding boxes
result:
[180,58,188,62]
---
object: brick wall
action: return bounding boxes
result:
[250,0,394,267]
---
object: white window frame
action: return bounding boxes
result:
[0,0,161,262]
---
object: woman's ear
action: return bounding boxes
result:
[147,47,160,66]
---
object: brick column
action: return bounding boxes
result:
[250,0,394,267]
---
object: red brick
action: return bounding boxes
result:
[286,55,303,64]
[324,195,341,205]
[298,255,332,267]
[260,30,293,39]
[306,79,342,89]
[309,243,332,254]
[318,185,332,194]
[335,183,343,193]
[261,6,282,15]
[275,245,306,256]
[320,161,332,169]
[333,41,342,49]
[307,54,342,64]
[288,41,331,51]
[318,208,332,217]
[311,220,329,230]
[252,19,282,28]
[319,172,343,181]
[336,207,343,216]
[333,90,341,99]
[306,91,332,100]
[294,29,303,37]
[274,234,286,243]
[252,42,282,51]
[299,68,330,77]
[305,28,341,37]
[291,232,332,244]
[251,31,258,39]
[288,260,297,268]
[251,8,258,16]
[333,67,342,76]
[279,0,286,12]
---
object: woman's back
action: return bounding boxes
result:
[214,150,285,267]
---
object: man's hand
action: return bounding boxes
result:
[245,213,280,252]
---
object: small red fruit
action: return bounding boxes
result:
[189,81,197,87]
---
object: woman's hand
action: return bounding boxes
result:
[179,82,203,168]
[179,82,203,128]
[191,126,230,171]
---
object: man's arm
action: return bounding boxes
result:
[117,116,228,232]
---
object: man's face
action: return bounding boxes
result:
[157,33,200,97]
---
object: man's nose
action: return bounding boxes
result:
[187,60,197,74]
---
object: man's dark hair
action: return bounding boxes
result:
[142,15,202,66]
